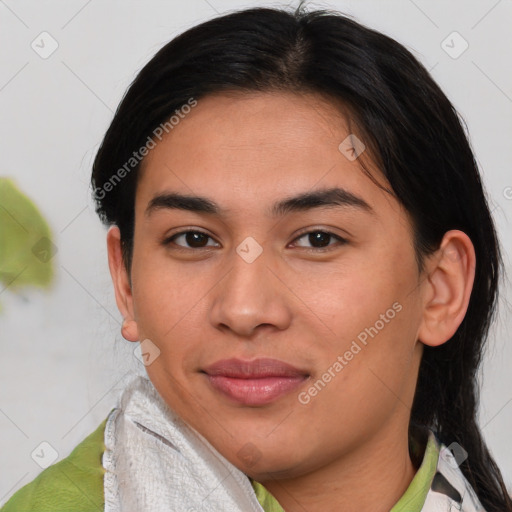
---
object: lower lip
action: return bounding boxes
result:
[205,374,308,406]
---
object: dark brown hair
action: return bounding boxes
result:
[91,6,510,510]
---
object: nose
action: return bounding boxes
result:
[209,244,292,339]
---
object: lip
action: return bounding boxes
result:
[202,358,310,406]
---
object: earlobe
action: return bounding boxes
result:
[106,225,140,342]
[417,230,476,347]
[121,318,139,343]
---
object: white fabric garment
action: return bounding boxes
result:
[422,445,486,511]
[102,375,486,512]
[102,376,265,512]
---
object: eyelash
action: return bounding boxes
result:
[161,229,348,252]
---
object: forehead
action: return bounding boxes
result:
[135,90,396,221]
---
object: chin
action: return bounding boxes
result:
[242,456,313,482]
[225,441,307,478]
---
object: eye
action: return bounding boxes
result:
[291,230,347,251]
[163,230,219,250]
[162,228,347,252]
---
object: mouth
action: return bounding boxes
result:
[201,357,310,406]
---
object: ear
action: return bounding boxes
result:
[106,225,139,342]
[417,230,476,347]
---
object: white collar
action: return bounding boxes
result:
[102,376,264,512]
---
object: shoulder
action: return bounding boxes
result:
[1,417,108,512]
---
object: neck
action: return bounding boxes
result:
[258,414,418,512]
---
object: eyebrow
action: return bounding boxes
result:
[144,187,374,218]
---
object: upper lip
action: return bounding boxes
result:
[202,358,309,378]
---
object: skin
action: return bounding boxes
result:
[107,90,475,512]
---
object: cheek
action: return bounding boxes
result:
[130,262,224,383]
[294,300,420,443]
[306,246,421,386]
[130,257,199,344]
[132,233,200,297]
[304,255,405,339]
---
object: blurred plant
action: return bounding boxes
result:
[0,177,56,312]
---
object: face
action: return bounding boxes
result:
[116,91,429,481]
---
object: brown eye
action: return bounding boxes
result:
[163,230,219,249]
[292,230,347,250]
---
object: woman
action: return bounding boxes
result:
[2,5,511,512]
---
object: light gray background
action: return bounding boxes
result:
[1,0,511,503]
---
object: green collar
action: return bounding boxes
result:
[391,430,440,511]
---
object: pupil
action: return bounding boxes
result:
[187,232,207,248]
[310,232,330,247]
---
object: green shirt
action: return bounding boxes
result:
[2,419,106,512]
[1,419,439,512]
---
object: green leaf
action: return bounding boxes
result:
[0,177,56,296]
